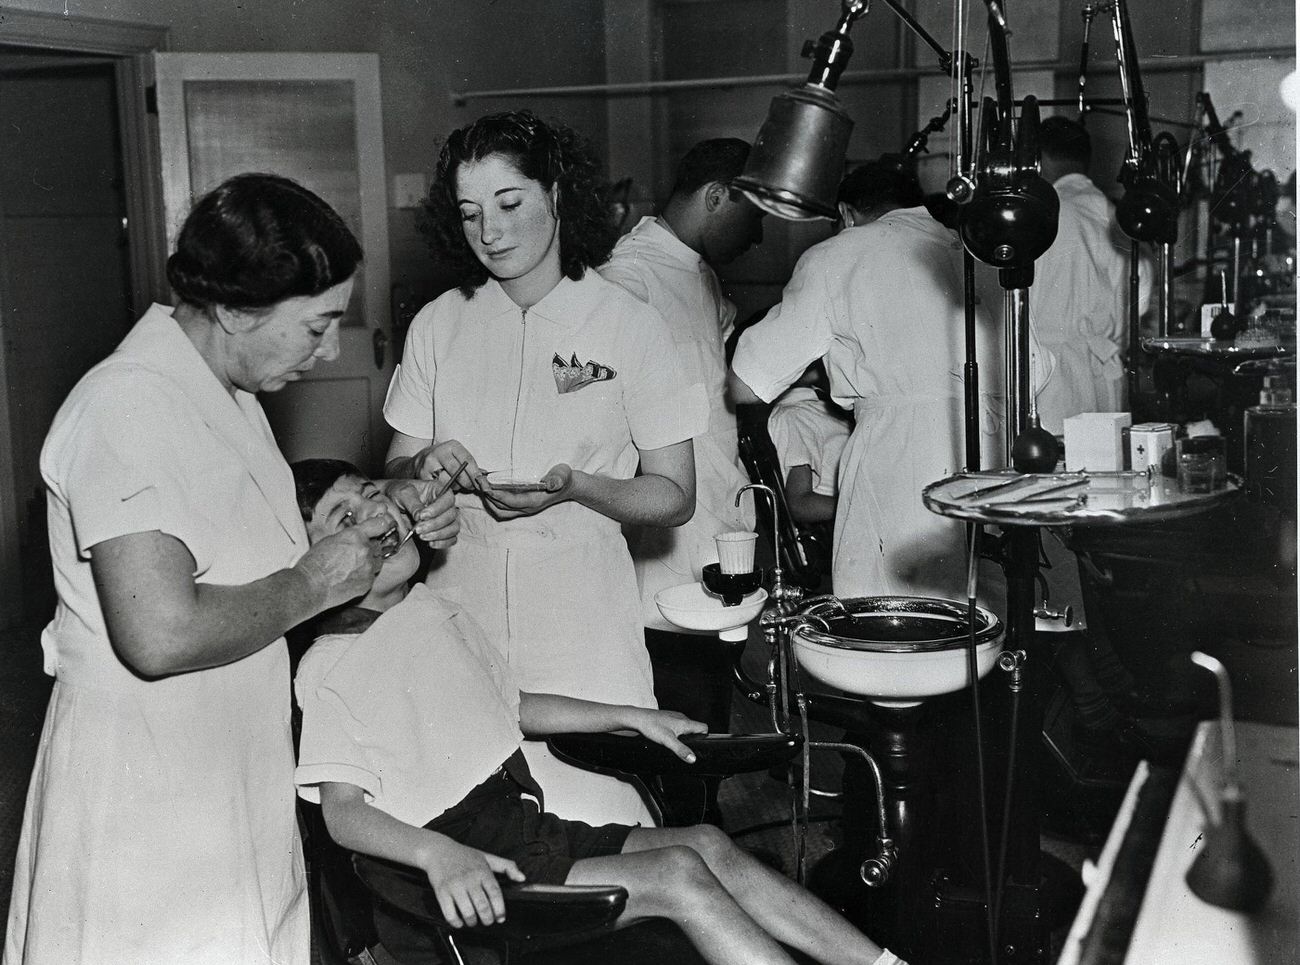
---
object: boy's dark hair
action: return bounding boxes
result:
[292,458,364,524]
[1039,116,1092,171]
[671,138,752,196]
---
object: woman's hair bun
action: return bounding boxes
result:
[167,172,362,310]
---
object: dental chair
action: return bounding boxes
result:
[736,414,830,590]
[303,731,800,965]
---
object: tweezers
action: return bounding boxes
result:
[956,475,1041,502]
[1013,479,1090,503]
[398,458,470,547]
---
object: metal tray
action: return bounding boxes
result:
[1141,336,1294,360]
[921,470,1241,527]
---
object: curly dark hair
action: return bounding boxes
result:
[419,111,618,297]
[167,173,362,311]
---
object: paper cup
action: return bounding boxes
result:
[715,531,758,575]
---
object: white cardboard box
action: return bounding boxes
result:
[1127,422,1176,475]
[1064,412,1132,471]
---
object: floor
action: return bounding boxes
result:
[0,542,1293,963]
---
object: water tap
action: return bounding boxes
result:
[737,483,804,609]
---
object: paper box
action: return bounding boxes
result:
[1127,422,1176,475]
[1064,412,1132,471]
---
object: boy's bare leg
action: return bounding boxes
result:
[622,825,888,965]
[564,845,798,965]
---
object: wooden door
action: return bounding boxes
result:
[152,52,394,473]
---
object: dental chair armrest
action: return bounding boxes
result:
[545,732,800,779]
[351,853,628,940]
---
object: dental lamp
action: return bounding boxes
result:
[1081,0,1179,357]
[735,0,978,222]
[1108,0,1180,247]
[731,0,869,220]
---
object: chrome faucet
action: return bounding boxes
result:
[736,483,804,612]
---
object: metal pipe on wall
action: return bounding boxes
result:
[449,47,1293,104]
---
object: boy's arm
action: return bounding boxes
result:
[517,693,706,762]
[785,465,837,524]
[318,781,524,928]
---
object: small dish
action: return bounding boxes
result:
[484,471,550,493]
[654,582,767,641]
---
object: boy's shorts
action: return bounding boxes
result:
[424,749,633,885]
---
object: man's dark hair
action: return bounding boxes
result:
[291,458,364,523]
[1039,116,1092,171]
[671,138,752,196]
[837,157,924,212]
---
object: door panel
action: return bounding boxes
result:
[0,58,133,626]
[152,53,393,473]
[259,376,374,464]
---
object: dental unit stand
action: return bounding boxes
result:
[732,484,898,892]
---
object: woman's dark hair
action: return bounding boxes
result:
[292,458,363,524]
[420,111,617,296]
[167,173,363,311]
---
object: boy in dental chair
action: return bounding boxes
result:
[290,458,907,965]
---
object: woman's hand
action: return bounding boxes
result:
[412,440,486,490]
[625,707,708,763]
[479,464,573,520]
[417,834,526,928]
[385,479,461,549]
[294,515,390,609]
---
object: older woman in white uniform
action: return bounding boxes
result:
[385,112,708,827]
[5,174,458,965]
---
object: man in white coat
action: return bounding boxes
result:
[729,164,1052,609]
[1023,118,1178,758]
[1031,115,1150,434]
[600,138,765,821]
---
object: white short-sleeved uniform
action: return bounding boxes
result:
[766,387,852,497]
[384,271,708,826]
[5,306,309,965]
[733,209,1024,608]
[599,217,754,630]
[295,584,525,828]
[1030,173,1150,434]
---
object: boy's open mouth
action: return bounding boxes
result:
[378,524,403,559]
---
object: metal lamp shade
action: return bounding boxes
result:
[732,84,853,221]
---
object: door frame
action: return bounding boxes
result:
[151,52,394,471]
[150,52,391,319]
[0,9,168,628]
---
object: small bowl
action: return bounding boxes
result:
[655,582,768,641]
[701,563,763,606]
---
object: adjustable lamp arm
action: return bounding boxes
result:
[1111,0,1180,244]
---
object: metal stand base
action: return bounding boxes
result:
[921,851,1083,965]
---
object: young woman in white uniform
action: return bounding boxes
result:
[384,112,708,827]
[5,175,458,965]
